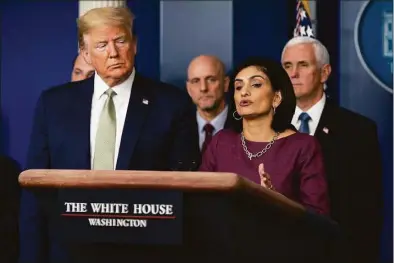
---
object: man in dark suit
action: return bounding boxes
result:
[0,156,20,263]
[19,7,198,263]
[281,36,383,263]
[185,55,240,157]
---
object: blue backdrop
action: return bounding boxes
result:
[340,1,392,262]
[1,2,78,164]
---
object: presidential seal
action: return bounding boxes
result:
[355,1,393,94]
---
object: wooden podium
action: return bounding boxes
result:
[20,170,340,263]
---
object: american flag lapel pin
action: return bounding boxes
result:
[142,98,149,105]
[323,127,329,134]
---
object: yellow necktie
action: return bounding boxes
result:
[92,88,117,170]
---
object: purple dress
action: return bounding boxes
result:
[199,129,330,215]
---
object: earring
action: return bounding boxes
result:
[233,110,242,120]
[272,106,276,115]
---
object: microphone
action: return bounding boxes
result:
[171,160,199,171]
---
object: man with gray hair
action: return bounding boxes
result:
[186,55,240,155]
[281,36,382,263]
[19,7,198,263]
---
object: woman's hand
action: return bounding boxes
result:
[258,163,275,190]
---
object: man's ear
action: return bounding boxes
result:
[185,80,192,97]
[223,76,230,92]
[81,47,92,65]
[320,64,331,84]
[80,36,92,65]
[132,35,138,55]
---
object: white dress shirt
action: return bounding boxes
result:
[196,105,228,150]
[291,93,326,135]
[90,69,135,168]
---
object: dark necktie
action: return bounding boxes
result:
[201,123,215,153]
[298,112,311,134]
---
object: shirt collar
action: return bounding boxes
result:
[294,92,326,122]
[196,105,228,133]
[93,68,135,100]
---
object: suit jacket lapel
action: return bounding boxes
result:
[191,114,200,151]
[224,109,233,129]
[116,74,152,170]
[71,77,94,169]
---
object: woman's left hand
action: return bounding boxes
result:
[258,163,275,190]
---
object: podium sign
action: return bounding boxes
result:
[56,189,183,245]
[19,170,342,262]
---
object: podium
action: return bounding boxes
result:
[19,169,340,263]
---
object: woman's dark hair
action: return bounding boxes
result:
[230,57,296,132]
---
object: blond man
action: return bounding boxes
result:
[19,7,198,262]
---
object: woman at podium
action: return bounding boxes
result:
[199,57,330,215]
